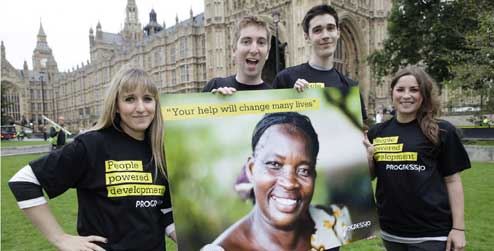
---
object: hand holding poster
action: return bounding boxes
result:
[161,87,378,251]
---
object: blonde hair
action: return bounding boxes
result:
[92,67,167,178]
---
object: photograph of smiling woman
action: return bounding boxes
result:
[161,87,378,250]
[202,112,351,251]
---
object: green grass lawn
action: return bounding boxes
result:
[1,155,492,251]
[0,140,50,148]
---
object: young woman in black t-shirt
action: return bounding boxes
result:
[9,67,175,251]
[364,66,470,251]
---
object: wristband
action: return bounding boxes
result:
[452,227,465,231]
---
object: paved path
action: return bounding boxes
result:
[1,144,51,157]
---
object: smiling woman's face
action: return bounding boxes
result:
[117,86,156,140]
[248,124,316,229]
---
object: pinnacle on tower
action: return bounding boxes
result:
[38,22,46,37]
[1,41,5,59]
[150,9,157,22]
[123,0,142,41]
[37,22,47,44]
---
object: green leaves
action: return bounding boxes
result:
[368,0,489,85]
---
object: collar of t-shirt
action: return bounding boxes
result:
[393,117,418,127]
[234,75,266,90]
[308,62,335,71]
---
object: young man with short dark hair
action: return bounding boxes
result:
[273,4,367,120]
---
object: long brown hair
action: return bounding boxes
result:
[92,67,166,178]
[390,66,441,145]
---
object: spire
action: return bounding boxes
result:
[38,22,46,37]
[176,14,179,24]
[35,22,49,51]
[32,22,58,73]
[190,7,193,19]
[89,26,95,47]
[144,8,162,36]
[1,41,5,59]
[150,9,157,22]
[37,22,47,44]
[96,21,102,40]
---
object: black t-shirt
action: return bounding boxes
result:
[30,126,173,251]
[272,63,354,89]
[367,118,471,237]
[272,63,367,120]
[202,75,272,92]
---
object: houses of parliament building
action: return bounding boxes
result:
[1,0,392,132]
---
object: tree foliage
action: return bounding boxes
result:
[445,6,494,111]
[368,0,489,87]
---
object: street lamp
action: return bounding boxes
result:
[39,58,47,127]
[272,11,280,74]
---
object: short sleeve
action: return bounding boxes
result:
[367,124,379,142]
[272,70,293,89]
[30,139,89,199]
[202,78,218,92]
[160,181,174,227]
[437,122,471,176]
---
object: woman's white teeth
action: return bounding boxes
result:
[273,196,297,205]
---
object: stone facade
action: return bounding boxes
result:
[1,0,392,132]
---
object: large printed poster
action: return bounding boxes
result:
[161,87,378,251]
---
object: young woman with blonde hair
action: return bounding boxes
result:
[364,66,470,251]
[9,67,175,251]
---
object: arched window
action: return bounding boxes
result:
[334,39,346,74]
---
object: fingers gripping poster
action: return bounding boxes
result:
[161,87,379,251]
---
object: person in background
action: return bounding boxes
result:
[375,110,384,124]
[49,116,66,150]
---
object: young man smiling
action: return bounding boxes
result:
[272,4,367,120]
[202,16,272,94]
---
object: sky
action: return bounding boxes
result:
[0,0,204,72]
